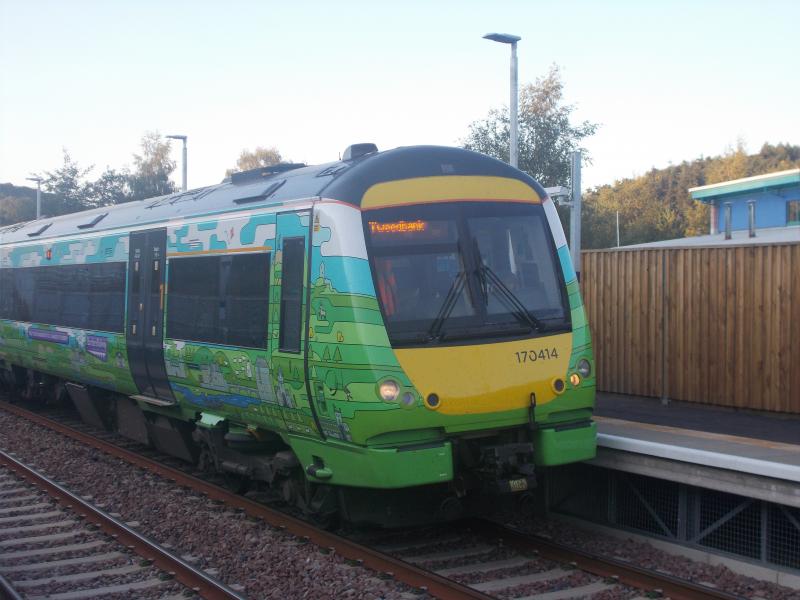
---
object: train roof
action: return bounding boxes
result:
[0,145,546,246]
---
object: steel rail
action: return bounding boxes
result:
[466,518,745,600]
[0,573,24,600]
[0,448,246,600]
[0,402,491,600]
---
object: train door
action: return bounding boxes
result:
[126,228,175,403]
[274,211,322,438]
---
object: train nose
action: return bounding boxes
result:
[393,332,573,417]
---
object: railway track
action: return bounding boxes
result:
[0,400,748,600]
[0,448,246,600]
[360,518,746,600]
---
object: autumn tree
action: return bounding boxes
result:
[125,132,177,202]
[462,64,598,188]
[226,146,283,176]
[703,140,750,185]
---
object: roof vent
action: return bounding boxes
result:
[342,143,378,161]
[230,163,306,185]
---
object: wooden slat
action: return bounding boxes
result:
[724,246,736,407]
[735,247,746,408]
[790,244,800,412]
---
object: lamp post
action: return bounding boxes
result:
[25,176,42,220]
[166,134,188,191]
[483,32,521,168]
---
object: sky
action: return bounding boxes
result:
[1,0,798,193]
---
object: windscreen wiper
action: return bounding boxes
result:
[476,260,543,332]
[427,271,466,341]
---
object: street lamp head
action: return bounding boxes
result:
[483,32,521,44]
[26,176,42,183]
[166,134,187,141]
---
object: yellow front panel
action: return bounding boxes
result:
[394,333,572,415]
[361,176,541,209]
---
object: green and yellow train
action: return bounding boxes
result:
[0,145,595,525]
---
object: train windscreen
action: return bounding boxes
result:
[363,202,569,346]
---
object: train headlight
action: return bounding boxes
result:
[569,373,581,387]
[577,359,592,378]
[378,379,400,402]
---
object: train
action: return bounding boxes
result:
[0,144,596,526]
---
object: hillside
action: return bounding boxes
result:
[0,183,52,225]
[581,143,800,249]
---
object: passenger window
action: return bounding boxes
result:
[279,237,305,353]
[0,263,125,332]
[167,252,270,348]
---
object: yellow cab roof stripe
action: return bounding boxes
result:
[361,175,540,209]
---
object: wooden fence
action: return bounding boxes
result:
[580,243,800,414]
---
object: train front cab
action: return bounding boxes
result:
[355,174,596,517]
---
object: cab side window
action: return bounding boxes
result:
[279,237,305,353]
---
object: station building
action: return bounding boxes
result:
[689,167,800,235]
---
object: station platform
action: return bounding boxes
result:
[589,392,800,507]
[595,392,800,445]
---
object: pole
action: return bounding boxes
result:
[181,138,188,192]
[35,180,41,220]
[616,210,620,247]
[509,41,519,168]
[26,176,42,220]
[167,135,188,192]
[569,151,582,278]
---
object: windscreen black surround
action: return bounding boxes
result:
[363,202,570,347]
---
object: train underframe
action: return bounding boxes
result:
[1,365,539,528]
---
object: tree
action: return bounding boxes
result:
[703,139,750,185]
[226,146,283,176]
[462,64,598,187]
[37,153,130,215]
[125,132,177,202]
[39,149,94,215]
[87,168,129,206]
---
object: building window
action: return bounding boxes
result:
[167,252,271,348]
[788,200,800,226]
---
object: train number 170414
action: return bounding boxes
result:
[515,348,559,363]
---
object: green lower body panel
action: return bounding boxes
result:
[289,436,453,488]
[533,421,597,466]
